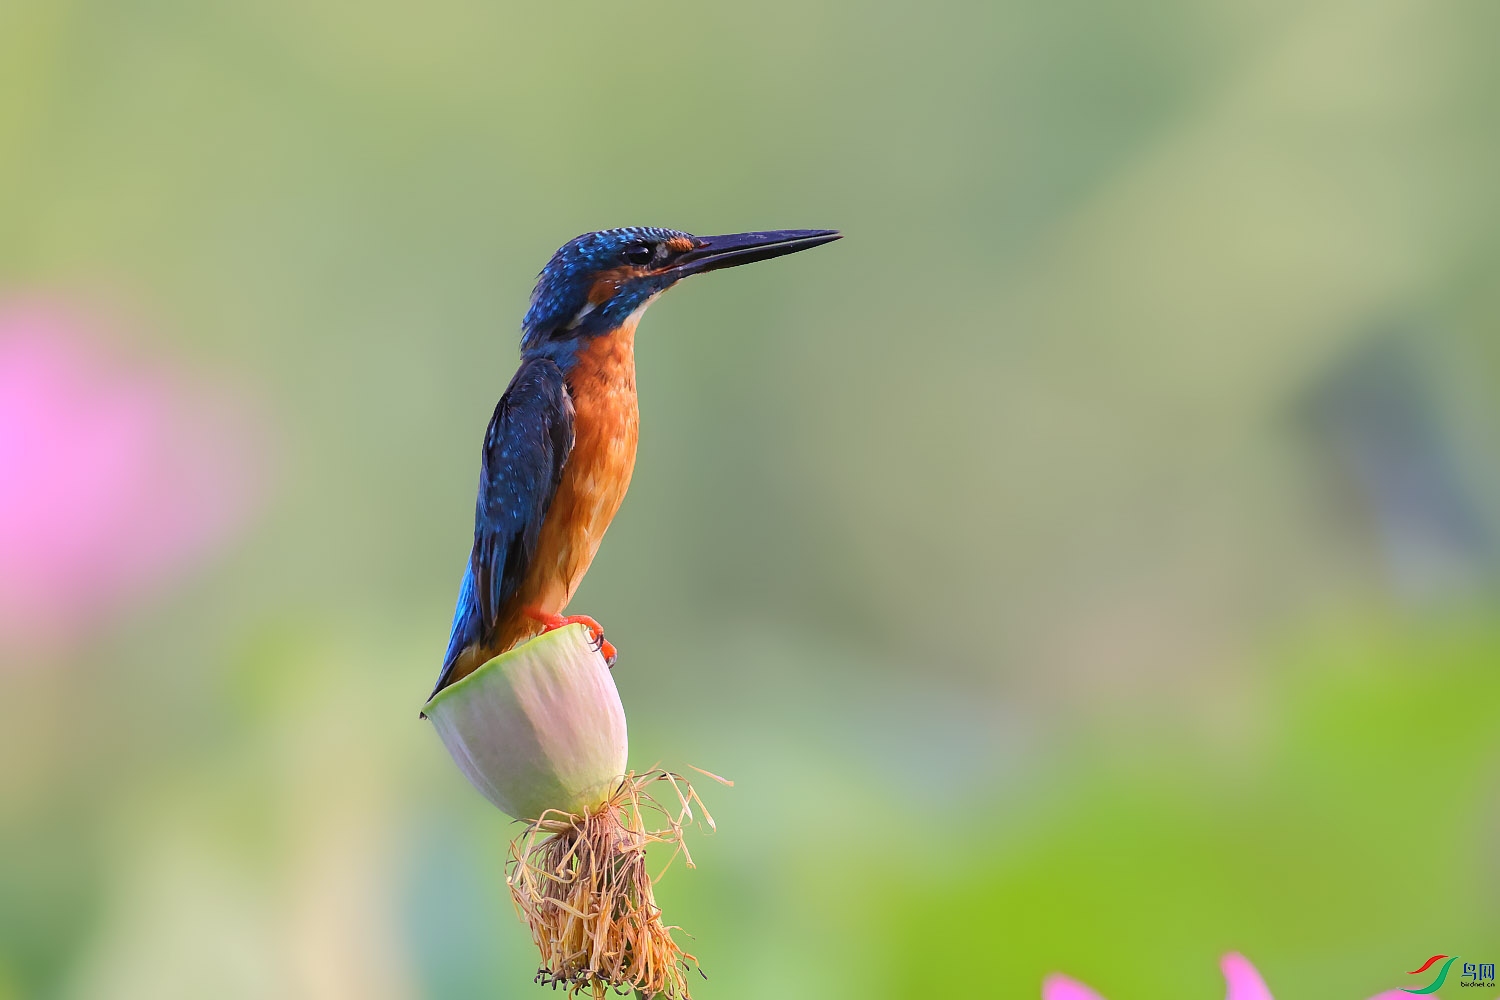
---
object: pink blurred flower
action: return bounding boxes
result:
[0,301,262,652]
[1042,972,1107,1000]
[1221,953,1276,1000]
[1043,953,1412,1000]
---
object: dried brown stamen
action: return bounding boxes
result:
[507,769,725,999]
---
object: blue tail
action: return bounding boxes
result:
[430,556,481,701]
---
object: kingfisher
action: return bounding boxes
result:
[428,227,841,700]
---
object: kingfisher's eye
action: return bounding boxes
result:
[623,243,654,266]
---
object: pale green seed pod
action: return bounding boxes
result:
[424,624,627,821]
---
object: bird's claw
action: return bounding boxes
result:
[571,617,617,667]
[526,609,617,668]
[591,631,619,668]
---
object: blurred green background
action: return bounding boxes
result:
[3,1,1499,997]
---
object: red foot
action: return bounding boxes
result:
[524,609,618,667]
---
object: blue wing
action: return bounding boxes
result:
[429,357,574,698]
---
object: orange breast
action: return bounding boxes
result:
[491,323,640,653]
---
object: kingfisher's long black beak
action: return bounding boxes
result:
[667,229,841,277]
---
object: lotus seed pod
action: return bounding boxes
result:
[423,624,627,821]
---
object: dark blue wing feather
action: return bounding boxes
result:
[430,358,573,697]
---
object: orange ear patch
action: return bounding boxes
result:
[587,268,628,305]
[587,266,652,305]
[587,278,617,306]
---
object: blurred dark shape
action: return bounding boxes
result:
[1299,328,1498,602]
